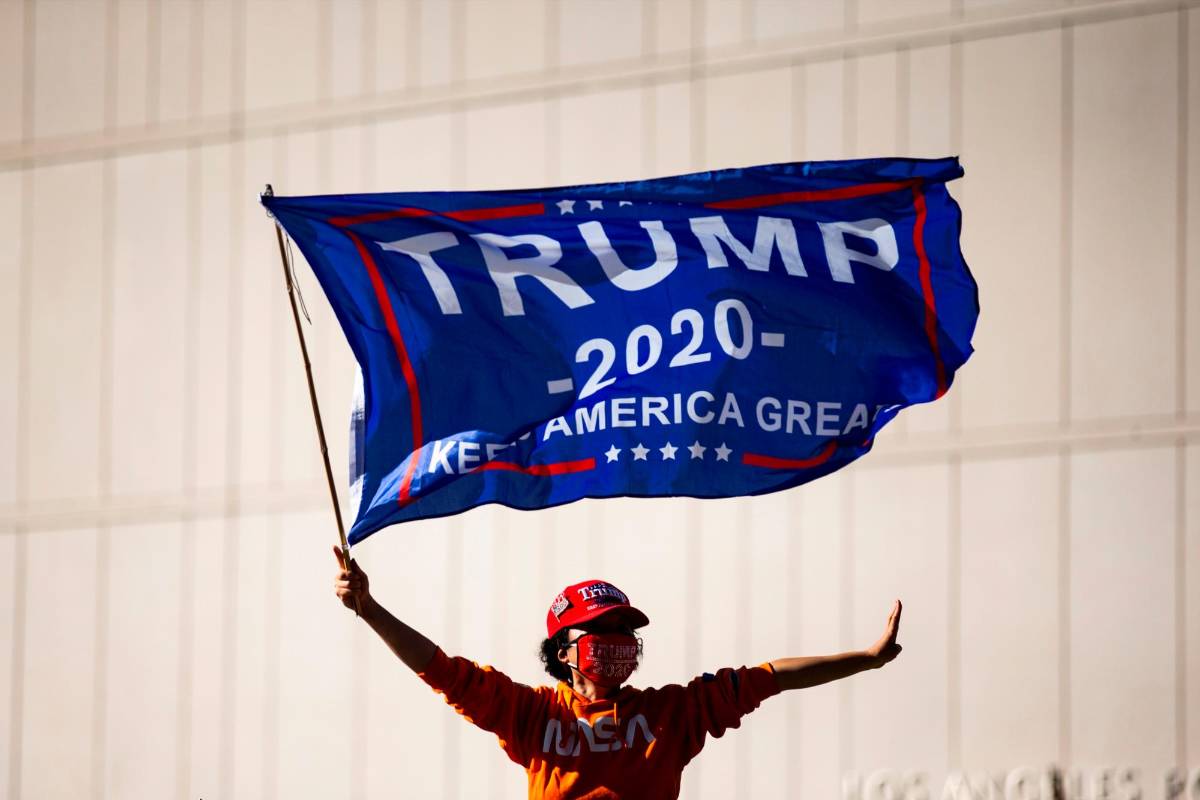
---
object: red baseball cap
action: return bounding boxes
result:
[546,579,650,638]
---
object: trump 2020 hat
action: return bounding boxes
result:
[546,579,650,638]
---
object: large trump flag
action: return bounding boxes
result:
[263,157,977,545]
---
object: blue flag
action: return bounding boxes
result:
[263,157,977,544]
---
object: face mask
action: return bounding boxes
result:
[566,632,640,687]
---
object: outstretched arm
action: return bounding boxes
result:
[768,599,902,692]
[333,545,438,673]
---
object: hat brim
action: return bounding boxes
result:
[569,604,650,633]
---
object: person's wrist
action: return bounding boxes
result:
[359,594,381,622]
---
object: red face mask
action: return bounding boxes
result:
[566,632,640,687]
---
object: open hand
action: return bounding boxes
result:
[866,599,902,667]
[333,545,371,613]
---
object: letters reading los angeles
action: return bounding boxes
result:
[379,211,897,318]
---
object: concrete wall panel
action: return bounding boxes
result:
[104,522,182,799]
[111,150,189,497]
[1071,14,1178,421]
[33,0,106,139]
[0,172,19,506]
[960,454,1059,767]
[27,161,105,503]
[960,29,1063,430]
[19,527,98,799]
[704,67,794,169]
[1070,447,1176,774]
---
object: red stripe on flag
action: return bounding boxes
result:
[704,180,917,210]
[911,184,947,398]
[329,202,544,227]
[329,207,432,226]
[473,458,596,476]
[742,441,838,469]
[344,230,424,506]
[446,202,545,221]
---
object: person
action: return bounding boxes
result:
[333,546,902,799]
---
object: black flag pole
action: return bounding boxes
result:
[263,184,361,616]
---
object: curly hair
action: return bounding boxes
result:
[539,631,573,683]
[538,629,646,684]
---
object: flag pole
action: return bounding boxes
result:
[263,184,361,616]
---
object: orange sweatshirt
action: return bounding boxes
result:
[417,647,782,799]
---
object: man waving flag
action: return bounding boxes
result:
[263,157,977,544]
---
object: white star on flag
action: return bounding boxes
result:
[631,443,649,461]
[714,443,732,461]
[556,199,576,214]
[618,200,633,206]
[659,442,677,460]
[587,200,604,210]
[687,441,706,459]
[604,445,621,463]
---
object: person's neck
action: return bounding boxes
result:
[570,676,619,702]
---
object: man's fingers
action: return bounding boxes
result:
[332,544,347,570]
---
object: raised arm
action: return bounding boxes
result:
[768,599,902,692]
[333,545,438,673]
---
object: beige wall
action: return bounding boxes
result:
[1,0,1199,798]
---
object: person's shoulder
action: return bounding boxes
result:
[632,679,687,704]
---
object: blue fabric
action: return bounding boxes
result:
[262,157,977,545]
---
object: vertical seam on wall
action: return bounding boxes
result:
[177,145,201,800]
[317,0,332,103]
[146,0,161,128]
[92,0,120,790]
[839,477,855,784]
[786,490,803,794]
[362,0,377,98]
[177,5,204,794]
[947,456,962,771]
[641,0,656,178]
[1177,10,1189,420]
[641,78,655,179]
[9,2,33,782]
[218,2,248,795]
[1058,22,1074,770]
[794,57,806,159]
[8,529,26,800]
[844,56,857,158]
[642,0,655,61]
[735,499,751,800]
[406,0,422,90]
[489,510,507,800]
[21,0,33,143]
[1058,446,1072,768]
[1060,23,1074,428]
[689,0,705,169]
[1174,9,1189,771]
[544,0,560,186]
[443,518,462,797]
[92,158,114,800]
[1176,441,1187,768]
[262,519,282,800]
